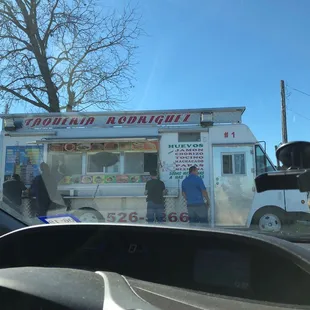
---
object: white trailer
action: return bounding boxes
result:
[0,107,308,230]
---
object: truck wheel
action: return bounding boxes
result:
[72,208,104,223]
[252,207,284,233]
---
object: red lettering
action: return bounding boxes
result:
[127,116,137,124]
[85,117,95,125]
[42,118,52,126]
[155,115,164,125]
[24,119,33,126]
[149,116,155,123]
[165,115,174,123]
[69,117,78,125]
[106,117,115,124]
[174,115,181,122]
[61,118,68,125]
[137,116,147,124]
[32,118,41,127]
[183,114,190,122]
[118,116,127,124]
[52,118,62,125]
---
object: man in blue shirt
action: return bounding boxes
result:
[182,166,210,224]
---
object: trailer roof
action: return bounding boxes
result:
[0,106,245,119]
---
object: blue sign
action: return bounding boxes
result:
[4,145,44,185]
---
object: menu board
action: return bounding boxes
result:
[4,145,44,186]
[48,141,159,153]
[59,174,151,185]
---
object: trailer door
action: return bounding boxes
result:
[212,145,255,226]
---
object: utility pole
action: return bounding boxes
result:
[2,103,10,130]
[280,80,288,144]
[4,103,9,114]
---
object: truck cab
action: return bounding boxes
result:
[247,141,310,232]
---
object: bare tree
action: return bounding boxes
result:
[0,0,142,112]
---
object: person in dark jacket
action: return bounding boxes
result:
[3,174,26,212]
[145,170,167,223]
[30,162,57,217]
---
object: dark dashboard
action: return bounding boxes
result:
[1,223,310,309]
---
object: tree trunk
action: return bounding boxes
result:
[20,1,60,112]
[33,51,60,112]
[66,105,73,112]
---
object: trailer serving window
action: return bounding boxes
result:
[87,151,157,175]
[124,152,158,174]
[47,152,83,180]
[87,152,121,174]
[46,140,159,184]
[222,153,246,175]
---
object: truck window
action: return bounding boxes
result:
[255,145,275,176]
[222,153,246,175]
[178,132,200,142]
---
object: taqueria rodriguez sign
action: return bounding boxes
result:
[10,112,200,129]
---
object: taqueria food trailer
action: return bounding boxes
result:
[0,107,297,229]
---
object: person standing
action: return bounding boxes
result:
[182,166,210,224]
[30,162,57,217]
[145,170,167,223]
[2,174,27,213]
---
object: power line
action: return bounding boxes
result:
[287,84,310,97]
[287,107,310,121]
[284,83,310,120]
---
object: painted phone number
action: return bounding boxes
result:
[104,212,189,223]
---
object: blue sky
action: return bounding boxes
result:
[10,0,310,163]
[121,0,310,162]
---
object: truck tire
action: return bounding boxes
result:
[72,208,104,223]
[251,206,285,233]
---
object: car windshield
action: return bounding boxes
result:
[0,0,309,240]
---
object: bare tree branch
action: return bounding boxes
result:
[0,85,50,110]
[0,0,142,112]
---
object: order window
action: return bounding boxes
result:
[47,142,159,178]
[222,153,246,175]
[124,152,144,174]
[124,152,158,174]
[47,153,83,176]
[144,153,158,172]
[87,152,120,173]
